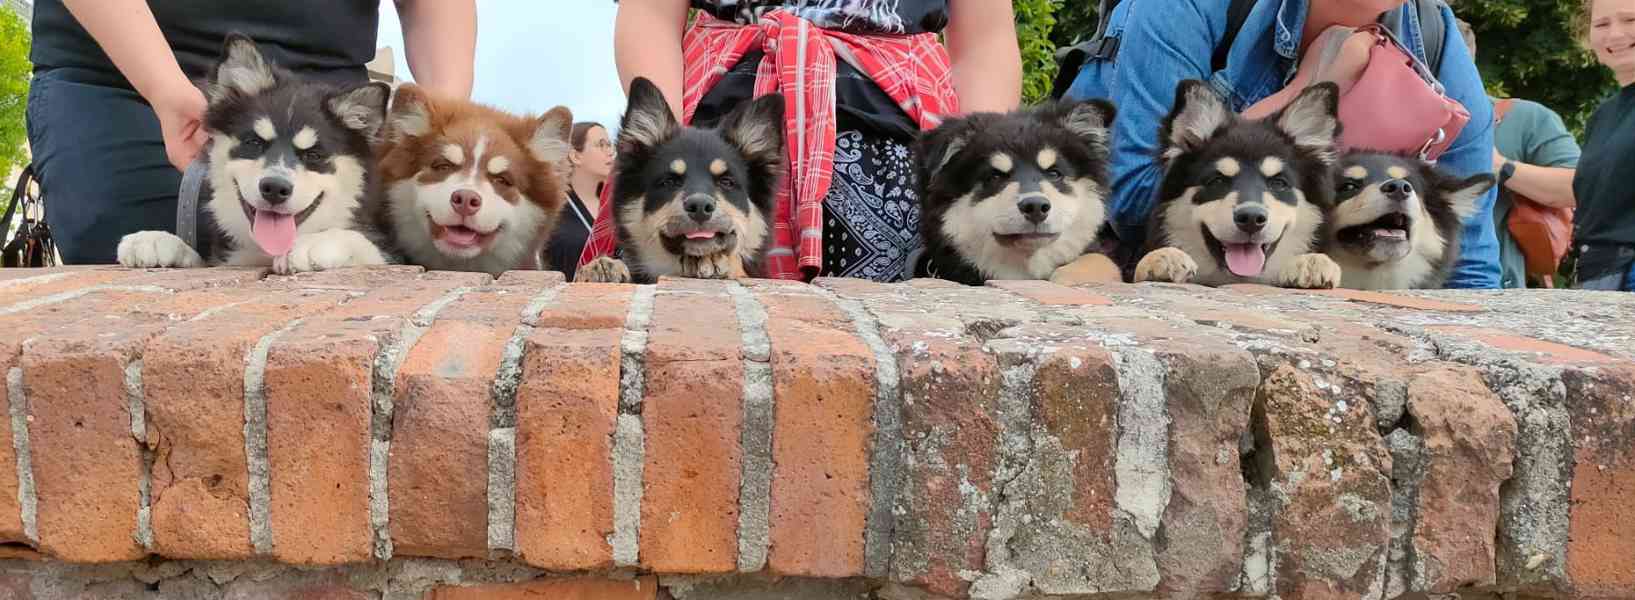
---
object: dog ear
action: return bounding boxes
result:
[916,119,972,176]
[386,83,434,142]
[327,82,392,143]
[1273,83,1343,165]
[719,93,786,168]
[618,77,680,154]
[529,106,575,166]
[208,33,276,103]
[1057,99,1116,159]
[1440,172,1495,223]
[1160,80,1231,162]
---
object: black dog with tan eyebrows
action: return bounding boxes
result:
[576,77,786,284]
[1323,151,1493,289]
[1134,80,1345,289]
[912,99,1123,286]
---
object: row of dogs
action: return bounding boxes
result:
[117,34,1494,292]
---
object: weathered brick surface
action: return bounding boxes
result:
[639,279,744,573]
[389,282,544,558]
[514,283,633,570]
[750,282,874,578]
[143,285,355,560]
[0,267,1631,600]
[263,271,490,565]
[424,575,659,600]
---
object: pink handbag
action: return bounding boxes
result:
[1311,24,1470,161]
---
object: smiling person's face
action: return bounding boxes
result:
[1591,0,1635,82]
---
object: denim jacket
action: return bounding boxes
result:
[1066,0,1501,288]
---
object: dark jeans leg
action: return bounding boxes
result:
[27,68,181,265]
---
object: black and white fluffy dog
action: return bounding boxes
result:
[912,99,1121,285]
[1134,80,1344,289]
[1323,151,1493,289]
[118,34,390,274]
[576,77,785,284]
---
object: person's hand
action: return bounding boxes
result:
[153,83,208,171]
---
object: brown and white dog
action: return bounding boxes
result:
[373,83,573,275]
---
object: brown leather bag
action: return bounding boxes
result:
[1494,99,1573,279]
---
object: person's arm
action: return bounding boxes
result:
[1427,4,1501,288]
[1091,0,1215,246]
[1497,157,1578,209]
[614,0,690,119]
[396,0,477,99]
[1497,104,1581,209]
[945,0,1022,114]
[61,0,206,171]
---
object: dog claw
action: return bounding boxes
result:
[1278,253,1343,289]
[272,230,387,275]
[1134,247,1197,284]
[680,253,742,280]
[576,257,633,283]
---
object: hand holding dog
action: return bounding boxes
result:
[155,83,209,172]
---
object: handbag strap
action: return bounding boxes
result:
[2,165,36,242]
[1493,98,1515,124]
[1309,25,1363,84]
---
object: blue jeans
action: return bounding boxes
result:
[26,68,182,265]
[1575,246,1635,291]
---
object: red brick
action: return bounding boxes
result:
[987,279,1114,306]
[143,286,354,559]
[22,289,245,562]
[0,268,141,308]
[1562,366,1635,597]
[1308,288,1484,312]
[883,331,1000,597]
[389,285,541,558]
[424,576,658,600]
[1404,368,1517,592]
[495,270,564,288]
[513,283,633,570]
[640,281,743,573]
[754,288,873,578]
[263,271,490,565]
[1429,326,1623,366]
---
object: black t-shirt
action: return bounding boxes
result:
[1572,85,1635,247]
[30,0,380,87]
[546,188,599,281]
[687,0,951,139]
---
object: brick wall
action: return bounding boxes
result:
[0,266,1631,599]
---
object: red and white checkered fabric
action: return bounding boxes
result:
[578,9,959,280]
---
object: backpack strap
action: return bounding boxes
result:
[1212,0,1258,73]
[1416,0,1447,74]
[1050,0,1122,99]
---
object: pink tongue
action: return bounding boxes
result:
[685,232,717,240]
[251,210,297,256]
[443,227,480,247]
[1224,243,1267,277]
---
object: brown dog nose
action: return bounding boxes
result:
[451,190,482,217]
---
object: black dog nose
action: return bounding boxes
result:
[684,195,716,223]
[1018,197,1051,224]
[259,177,294,205]
[1234,204,1268,234]
[1381,179,1414,201]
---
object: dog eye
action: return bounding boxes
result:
[1206,175,1231,187]
[240,136,267,151]
[986,171,1008,185]
[431,160,457,172]
[1266,176,1291,191]
[718,175,739,191]
[492,174,514,187]
[299,150,325,163]
[1044,168,1065,181]
[661,174,684,189]
[1337,180,1362,193]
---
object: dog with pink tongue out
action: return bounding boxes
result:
[1133,80,1345,289]
[118,34,392,274]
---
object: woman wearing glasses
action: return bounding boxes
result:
[546,122,617,281]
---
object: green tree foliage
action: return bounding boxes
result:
[0,9,30,184]
[1452,0,1613,135]
[1016,0,1060,104]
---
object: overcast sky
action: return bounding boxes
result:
[376,0,628,133]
